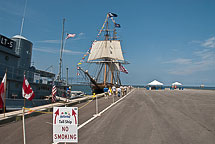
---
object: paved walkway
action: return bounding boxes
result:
[79,89,215,144]
[0,93,104,124]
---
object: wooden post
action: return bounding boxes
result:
[104,63,107,85]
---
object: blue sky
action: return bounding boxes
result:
[1,0,215,86]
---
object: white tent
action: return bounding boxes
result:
[147,80,164,86]
[172,82,182,86]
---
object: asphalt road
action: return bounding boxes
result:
[0,94,121,144]
[79,89,215,144]
[1,89,215,144]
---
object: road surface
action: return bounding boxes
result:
[1,89,215,144]
[79,89,215,144]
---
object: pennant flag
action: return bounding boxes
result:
[0,73,6,109]
[119,64,128,74]
[108,12,118,17]
[66,33,76,39]
[22,75,35,101]
[115,23,121,28]
[52,85,57,103]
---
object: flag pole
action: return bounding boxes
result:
[24,98,26,108]
[22,71,26,144]
[22,106,26,144]
[22,72,26,144]
[23,72,26,109]
[3,69,7,117]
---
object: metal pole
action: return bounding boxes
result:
[18,0,28,53]
[58,18,65,81]
[112,92,115,103]
[22,107,26,144]
[20,0,27,37]
[94,93,98,114]
[66,67,68,86]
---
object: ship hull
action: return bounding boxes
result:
[91,83,114,94]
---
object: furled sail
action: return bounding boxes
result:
[88,40,124,61]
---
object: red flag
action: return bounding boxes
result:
[22,75,35,101]
[52,85,57,103]
[119,64,128,74]
[0,73,6,109]
[66,33,76,39]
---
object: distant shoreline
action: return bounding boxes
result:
[132,85,215,90]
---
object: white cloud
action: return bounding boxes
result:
[36,40,61,44]
[201,36,215,48]
[34,47,84,55]
[33,47,57,54]
[36,32,85,44]
[63,49,84,55]
[168,57,214,75]
[72,32,86,40]
[166,37,215,75]
[194,49,214,60]
[164,58,192,65]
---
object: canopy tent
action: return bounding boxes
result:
[172,82,182,86]
[147,80,163,86]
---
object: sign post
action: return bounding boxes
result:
[53,107,78,143]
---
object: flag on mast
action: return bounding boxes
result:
[119,64,128,74]
[108,12,118,17]
[0,73,6,109]
[66,33,76,39]
[52,85,57,103]
[22,75,35,101]
[115,23,121,28]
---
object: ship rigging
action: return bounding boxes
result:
[77,12,129,94]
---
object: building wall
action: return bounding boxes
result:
[0,35,19,79]
[0,34,55,99]
[12,37,33,69]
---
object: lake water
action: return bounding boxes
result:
[71,85,92,95]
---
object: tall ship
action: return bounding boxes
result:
[78,13,129,94]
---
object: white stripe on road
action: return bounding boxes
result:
[46,122,52,125]
[78,89,135,129]
[46,89,135,129]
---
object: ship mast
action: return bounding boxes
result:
[77,13,126,93]
[103,17,109,85]
[103,16,118,86]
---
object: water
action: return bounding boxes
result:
[71,85,92,95]
[5,99,52,110]
[183,86,215,90]
[133,85,215,90]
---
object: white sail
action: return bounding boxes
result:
[88,40,124,61]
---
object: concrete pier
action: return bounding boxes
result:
[0,88,215,144]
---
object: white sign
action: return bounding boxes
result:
[53,107,78,143]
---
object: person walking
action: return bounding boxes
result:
[117,87,121,97]
[103,86,108,99]
[108,87,112,98]
[112,85,116,96]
